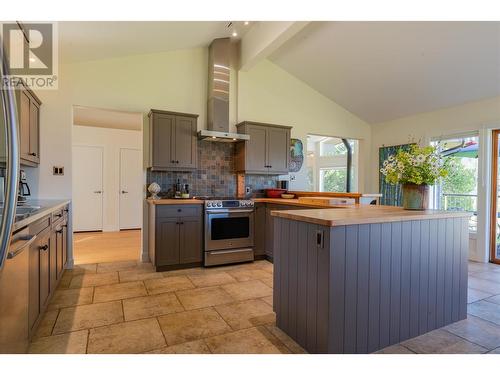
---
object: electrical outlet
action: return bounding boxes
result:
[53,166,64,175]
[245,186,251,194]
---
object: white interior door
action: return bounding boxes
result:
[72,145,103,232]
[119,148,142,230]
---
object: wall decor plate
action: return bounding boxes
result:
[289,138,304,173]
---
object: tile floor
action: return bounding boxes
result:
[28,259,500,354]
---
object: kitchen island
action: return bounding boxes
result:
[271,205,471,354]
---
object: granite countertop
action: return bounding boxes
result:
[12,199,71,231]
[270,204,472,227]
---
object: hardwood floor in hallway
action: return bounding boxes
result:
[73,230,141,265]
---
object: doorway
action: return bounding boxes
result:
[119,148,142,230]
[72,145,104,231]
[71,105,144,265]
[490,130,500,264]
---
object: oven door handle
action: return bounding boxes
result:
[205,209,255,214]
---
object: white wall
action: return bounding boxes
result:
[72,125,142,232]
[371,96,500,262]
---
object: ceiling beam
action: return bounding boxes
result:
[239,21,309,71]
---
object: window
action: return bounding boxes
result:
[431,135,479,232]
[306,135,358,192]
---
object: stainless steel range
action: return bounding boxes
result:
[203,198,254,266]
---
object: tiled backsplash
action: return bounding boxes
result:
[147,141,278,198]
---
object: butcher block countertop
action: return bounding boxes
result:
[253,198,351,208]
[146,198,204,205]
[270,204,471,227]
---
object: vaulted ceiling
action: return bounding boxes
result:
[270,22,500,123]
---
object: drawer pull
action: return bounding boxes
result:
[39,244,49,251]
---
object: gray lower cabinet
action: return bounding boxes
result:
[148,109,198,171]
[152,205,203,270]
[260,204,309,261]
[235,121,291,175]
[28,204,70,337]
[254,203,266,258]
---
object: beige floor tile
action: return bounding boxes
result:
[119,268,163,283]
[443,314,500,350]
[375,344,415,354]
[66,263,97,275]
[147,339,211,354]
[123,293,184,321]
[261,295,273,307]
[205,326,290,354]
[158,307,231,346]
[87,318,166,354]
[254,260,274,273]
[69,272,119,288]
[260,276,273,288]
[93,281,147,303]
[468,300,500,325]
[468,288,494,304]
[468,277,500,295]
[53,301,123,334]
[144,276,195,295]
[33,309,59,339]
[264,324,307,354]
[215,299,275,330]
[176,286,235,310]
[29,330,88,354]
[58,272,73,289]
[402,329,488,354]
[222,280,273,301]
[227,268,273,282]
[187,272,237,287]
[97,260,139,273]
[47,287,94,310]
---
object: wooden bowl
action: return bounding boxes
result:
[281,193,295,199]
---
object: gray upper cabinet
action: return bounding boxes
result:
[148,109,197,171]
[0,82,41,167]
[235,121,291,174]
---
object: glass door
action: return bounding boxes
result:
[491,130,500,264]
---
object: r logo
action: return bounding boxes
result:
[2,23,53,75]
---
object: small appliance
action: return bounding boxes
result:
[18,170,30,203]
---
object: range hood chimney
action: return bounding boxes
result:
[198,38,249,143]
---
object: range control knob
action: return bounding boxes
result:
[217,202,222,207]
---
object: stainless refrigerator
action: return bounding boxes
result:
[0,29,28,353]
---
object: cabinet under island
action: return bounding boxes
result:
[271,205,471,354]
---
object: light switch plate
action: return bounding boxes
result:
[53,166,64,175]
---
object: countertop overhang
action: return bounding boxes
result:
[270,204,472,227]
[12,199,71,231]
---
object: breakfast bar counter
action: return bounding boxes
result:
[271,206,471,354]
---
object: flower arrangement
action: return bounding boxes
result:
[380,144,448,186]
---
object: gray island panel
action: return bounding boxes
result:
[273,215,469,354]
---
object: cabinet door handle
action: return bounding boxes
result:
[176,160,179,164]
[29,152,37,157]
[316,230,324,248]
[94,190,102,194]
[55,213,62,218]
[121,190,128,194]
[39,244,49,251]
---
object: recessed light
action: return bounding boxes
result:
[29,57,36,62]
[212,136,217,139]
[232,31,238,37]
[244,21,249,26]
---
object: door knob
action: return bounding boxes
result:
[121,190,128,194]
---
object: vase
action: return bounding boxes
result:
[402,183,430,210]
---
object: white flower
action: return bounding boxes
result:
[397,162,404,170]
[416,154,426,163]
[383,160,389,167]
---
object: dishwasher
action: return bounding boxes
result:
[0,227,37,353]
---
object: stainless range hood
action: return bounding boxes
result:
[198,38,249,143]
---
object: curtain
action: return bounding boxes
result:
[379,144,414,206]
